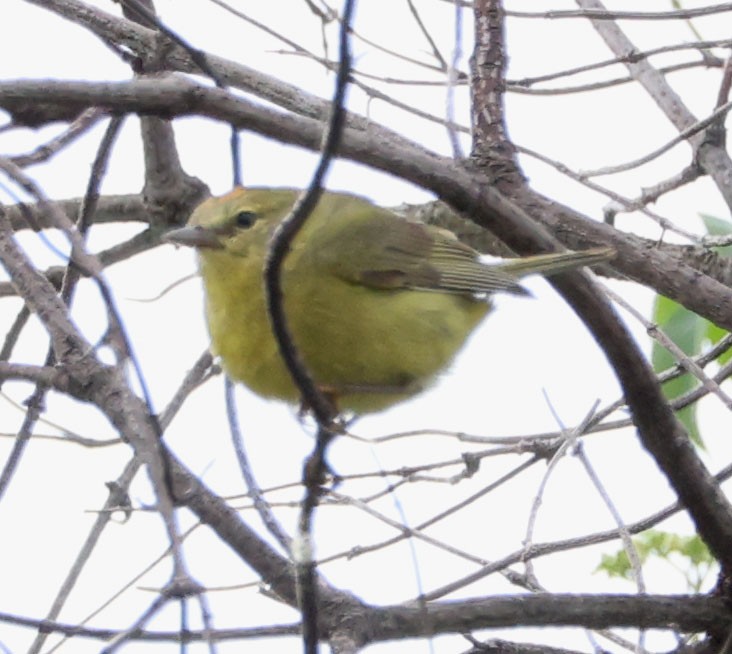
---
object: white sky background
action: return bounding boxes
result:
[1,1,732,653]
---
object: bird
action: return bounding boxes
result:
[164,187,613,413]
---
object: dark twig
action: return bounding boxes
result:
[0,118,119,502]
[509,39,731,89]
[0,377,47,501]
[261,0,355,650]
[118,0,243,188]
[26,457,142,654]
[118,0,225,86]
[62,116,124,304]
[0,305,30,376]
[0,158,201,626]
[5,65,732,574]
[8,108,105,167]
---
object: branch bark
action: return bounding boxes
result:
[2,77,731,328]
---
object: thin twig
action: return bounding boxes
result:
[224,377,292,553]
[506,5,732,20]
[260,0,356,649]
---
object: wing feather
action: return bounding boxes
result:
[306,194,612,297]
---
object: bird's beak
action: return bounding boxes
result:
[163,226,224,250]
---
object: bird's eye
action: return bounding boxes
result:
[234,210,257,229]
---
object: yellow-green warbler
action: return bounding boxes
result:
[165,188,613,413]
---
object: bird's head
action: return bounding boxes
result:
[164,187,300,257]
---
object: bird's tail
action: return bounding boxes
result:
[496,247,614,279]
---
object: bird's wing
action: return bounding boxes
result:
[308,203,528,296]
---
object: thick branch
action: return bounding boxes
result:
[4,194,147,231]
[138,114,208,228]
[470,0,517,170]
[2,76,730,327]
[0,594,727,646]
[25,0,367,131]
[4,73,732,573]
[367,594,731,642]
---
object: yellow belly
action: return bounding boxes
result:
[201,251,489,413]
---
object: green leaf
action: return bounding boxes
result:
[649,213,732,445]
[596,551,633,580]
[699,213,732,361]
[706,321,732,365]
[651,294,706,445]
[596,531,714,591]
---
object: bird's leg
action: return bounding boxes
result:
[296,384,345,420]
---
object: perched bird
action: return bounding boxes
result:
[165,187,613,413]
